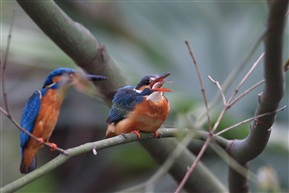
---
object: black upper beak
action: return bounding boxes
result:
[157,72,171,80]
[86,74,107,81]
[149,72,171,87]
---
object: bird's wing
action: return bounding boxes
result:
[20,90,42,150]
[106,86,142,124]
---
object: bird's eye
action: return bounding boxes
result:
[145,79,150,85]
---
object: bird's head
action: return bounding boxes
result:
[135,72,172,93]
[42,68,107,90]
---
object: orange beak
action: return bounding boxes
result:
[150,72,172,92]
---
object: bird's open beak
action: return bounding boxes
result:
[85,74,107,81]
[150,72,172,92]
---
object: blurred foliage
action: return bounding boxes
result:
[1,1,288,192]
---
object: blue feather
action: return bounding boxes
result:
[106,87,153,124]
[20,88,47,154]
[42,68,76,88]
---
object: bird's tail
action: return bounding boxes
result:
[20,154,37,174]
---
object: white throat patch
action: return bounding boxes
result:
[133,88,142,93]
[146,91,162,103]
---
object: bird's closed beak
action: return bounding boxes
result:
[150,72,172,92]
[86,74,107,81]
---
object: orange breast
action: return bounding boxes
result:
[30,89,63,145]
[108,96,170,136]
[22,89,64,171]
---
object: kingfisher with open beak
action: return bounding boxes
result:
[106,73,171,138]
[20,68,107,174]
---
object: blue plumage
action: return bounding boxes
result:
[106,87,153,124]
[20,68,75,154]
[42,68,76,88]
[20,89,47,154]
[19,68,107,174]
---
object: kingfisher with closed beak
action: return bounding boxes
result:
[106,73,171,138]
[20,68,107,174]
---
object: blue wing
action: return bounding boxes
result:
[106,86,154,124]
[106,86,141,124]
[20,90,42,154]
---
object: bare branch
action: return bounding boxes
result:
[215,105,286,136]
[185,40,212,130]
[176,9,282,192]
[1,11,15,115]
[228,80,265,107]
[196,30,266,125]
[229,52,265,102]
[228,1,288,192]
[0,107,65,153]
[208,75,227,105]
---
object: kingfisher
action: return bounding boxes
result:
[106,73,171,138]
[20,68,107,174]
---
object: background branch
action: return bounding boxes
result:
[195,30,266,126]
[16,0,128,106]
[228,1,288,192]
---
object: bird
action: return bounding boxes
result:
[106,73,171,138]
[19,68,107,174]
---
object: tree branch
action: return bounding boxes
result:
[0,129,223,193]
[228,1,288,192]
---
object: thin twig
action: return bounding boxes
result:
[229,79,265,107]
[176,47,266,193]
[2,11,15,115]
[208,75,227,105]
[174,133,213,193]
[196,30,266,125]
[227,52,265,104]
[0,107,65,153]
[185,40,212,131]
[215,105,286,136]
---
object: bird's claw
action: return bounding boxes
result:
[154,131,160,138]
[48,143,57,151]
[131,130,141,138]
[37,138,44,144]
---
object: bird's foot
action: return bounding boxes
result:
[48,143,57,151]
[131,130,141,138]
[154,131,160,138]
[36,138,44,144]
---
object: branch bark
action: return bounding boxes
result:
[227,1,287,192]
[0,130,181,193]
[15,0,225,192]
